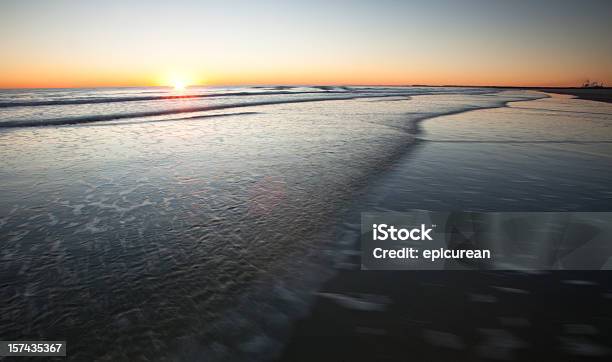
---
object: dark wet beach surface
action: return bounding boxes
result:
[280,271,612,361]
[280,95,612,361]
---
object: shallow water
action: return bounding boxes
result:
[0,87,589,360]
[0,86,494,127]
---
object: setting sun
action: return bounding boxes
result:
[173,80,187,91]
[159,71,201,91]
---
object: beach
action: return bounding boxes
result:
[1,87,611,360]
[538,88,612,104]
[280,94,612,361]
[2,0,611,360]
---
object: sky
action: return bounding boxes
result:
[1,0,611,88]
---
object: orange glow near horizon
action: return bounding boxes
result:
[0,48,609,89]
[1,66,608,89]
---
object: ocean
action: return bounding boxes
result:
[1,86,611,360]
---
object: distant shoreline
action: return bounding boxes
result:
[534,88,612,104]
[415,85,612,104]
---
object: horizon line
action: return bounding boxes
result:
[0,83,607,91]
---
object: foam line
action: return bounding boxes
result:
[0,94,411,128]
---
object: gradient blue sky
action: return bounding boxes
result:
[1,0,610,87]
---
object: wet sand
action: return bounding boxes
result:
[279,271,612,361]
[278,94,612,361]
